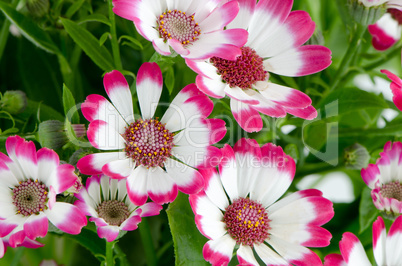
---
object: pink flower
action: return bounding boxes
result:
[189,138,334,265]
[112,0,248,60]
[380,69,402,111]
[324,216,402,266]
[361,141,402,216]
[77,62,226,205]
[367,2,402,50]
[185,0,332,132]
[0,136,87,248]
[74,174,162,242]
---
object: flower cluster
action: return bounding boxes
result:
[3,0,402,264]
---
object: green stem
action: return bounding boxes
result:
[270,117,276,144]
[139,217,157,266]
[330,23,366,91]
[105,240,115,266]
[108,0,122,70]
[363,43,402,71]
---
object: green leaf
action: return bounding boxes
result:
[166,192,209,266]
[77,14,111,26]
[119,35,143,50]
[65,0,85,18]
[60,18,115,72]
[62,84,80,124]
[359,186,379,233]
[0,1,60,54]
[164,67,175,94]
[26,100,64,122]
[99,32,110,47]
[318,87,388,116]
[63,227,105,262]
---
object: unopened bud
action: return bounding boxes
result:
[0,90,27,114]
[26,0,49,18]
[349,0,386,26]
[344,143,370,169]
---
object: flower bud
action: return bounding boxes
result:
[344,143,370,169]
[349,0,386,26]
[26,0,49,18]
[0,90,27,115]
[37,120,68,149]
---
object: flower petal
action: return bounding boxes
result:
[87,120,126,150]
[254,243,288,266]
[45,202,87,234]
[368,13,401,51]
[386,215,402,265]
[230,98,263,133]
[264,45,332,77]
[23,213,48,239]
[77,152,126,175]
[103,70,135,123]
[147,167,178,204]
[102,158,135,180]
[165,158,204,195]
[203,235,236,265]
[199,168,229,211]
[81,94,127,133]
[97,225,120,242]
[47,164,77,194]
[199,0,240,33]
[373,216,386,266]
[136,62,163,119]
[339,232,371,265]
[126,166,149,206]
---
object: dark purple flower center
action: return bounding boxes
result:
[388,8,402,25]
[210,46,268,90]
[123,118,174,168]
[223,197,270,247]
[97,200,130,226]
[12,179,48,216]
[158,10,201,45]
[381,181,402,201]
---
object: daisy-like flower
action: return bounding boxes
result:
[189,138,334,265]
[74,174,162,242]
[112,0,248,60]
[77,62,226,206]
[380,69,402,111]
[0,136,87,248]
[185,0,332,132]
[324,216,402,265]
[361,141,402,216]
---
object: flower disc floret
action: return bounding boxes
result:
[223,197,270,247]
[123,118,174,168]
[97,200,130,226]
[210,46,267,90]
[12,179,48,216]
[158,10,201,45]
[380,181,402,201]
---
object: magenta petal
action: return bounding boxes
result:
[8,230,27,248]
[140,202,163,217]
[23,214,48,239]
[46,202,87,235]
[368,21,398,51]
[324,253,345,266]
[0,219,18,238]
[50,164,77,194]
[97,225,120,242]
[120,215,141,231]
[230,99,263,133]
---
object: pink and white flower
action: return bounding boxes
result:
[189,138,334,265]
[367,1,402,50]
[74,174,162,242]
[185,0,332,132]
[380,69,402,111]
[112,0,248,60]
[0,136,87,248]
[361,141,402,216]
[77,62,226,206]
[324,216,402,266]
